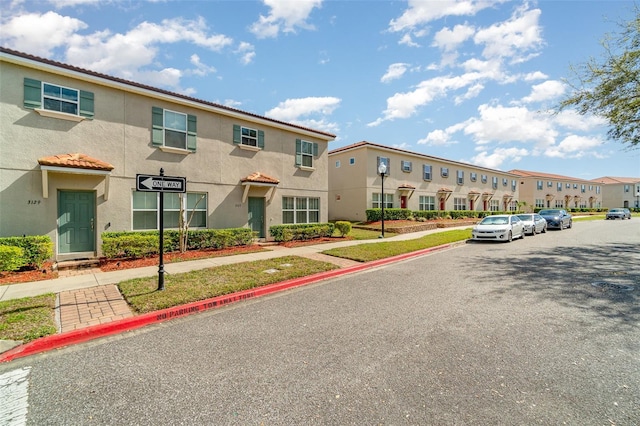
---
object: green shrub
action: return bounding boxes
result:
[101,228,255,259]
[269,223,335,242]
[0,236,53,268]
[0,245,26,272]
[335,221,352,237]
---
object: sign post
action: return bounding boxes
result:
[136,169,186,291]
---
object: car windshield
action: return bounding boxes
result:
[610,209,623,212]
[517,215,532,221]
[539,210,559,215]
[480,217,508,225]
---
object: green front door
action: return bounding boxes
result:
[248,197,265,238]
[58,190,96,254]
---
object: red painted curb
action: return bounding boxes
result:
[0,242,460,362]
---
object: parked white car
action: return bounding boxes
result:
[471,215,526,242]
[516,213,547,235]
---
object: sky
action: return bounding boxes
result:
[1,0,639,180]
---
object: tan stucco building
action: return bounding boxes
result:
[591,177,640,209]
[0,47,335,260]
[328,142,521,222]
[509,170,602,210]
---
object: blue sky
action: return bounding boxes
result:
[2,0,638,179]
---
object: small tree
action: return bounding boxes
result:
[178,194,206,253]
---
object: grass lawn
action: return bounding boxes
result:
[343,227,397,240]
[118,255,338,314]
[322,228,472,262]
[0,293,57,342]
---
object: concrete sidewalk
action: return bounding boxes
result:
[0,226,471,355]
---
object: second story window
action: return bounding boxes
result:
[233,124,265,149]
[296,139,318,169]
[470,173,477,182]
[152,107,197,152]
[441,167,449,178]
[423,164,432,180]
[557,182,563,192]
[377,156,390,175]
[457,170,464,185]
[481,174,488,184]
[537,180,543,190]
[492,176,498,189]
[401,160,412,172]
[23,78,94,120]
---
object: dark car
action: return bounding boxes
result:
[606,208,631,220]
[538,209,572,230]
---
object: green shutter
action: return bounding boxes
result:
[258,130,265,149]
[187,114,197,151]
[233,124,241,144]
[295,139,302,166]
[152,107,164,146]
[79,90,94,119]
[312,142,318,157]
[24,78,41,110]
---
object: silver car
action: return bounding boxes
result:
[516,213,547,235]
[606,208,631,220]
[471,214,526,242]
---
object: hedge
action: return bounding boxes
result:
[0,236,53,269]
[101,228,254,259]
[269,223,335,242]
[334,221,352,237]
[0,245,26,272]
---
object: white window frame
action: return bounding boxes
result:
[282,196,320,224]
[401,160,412,173]
[453,197,467,210]
[132,191,207,230]
[163,109,188,150]
[42,81,79,115]
[423,164,432,181]
[419,195,435,211]
[372,193,393,209]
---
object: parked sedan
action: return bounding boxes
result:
[538,209,572,230]
[471,214,525,242]
[606,208,631,220]
[516,213,547,235]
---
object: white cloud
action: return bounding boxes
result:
[521,80,565,103]
[0,11,87,56]
[544,135,604,158]
[432,24,475,51]
[523,71,548,81]
[474,5,543,61]
[48,0,100,7]
[419,129,452,146]
[236,42,256,65]
[250,0,323,39]
[381,63,410,83]
[553,109,607,132]
[265,96,340,121]
[470,147,529,169]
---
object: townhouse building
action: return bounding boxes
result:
[0,47,335,261]
[328,142,521,222]
[591,176,640,209]
[509,170,602,210]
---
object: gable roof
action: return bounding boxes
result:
[509,169,587,182]
[0,46,335,141]
[38,153,114,171]
[590,176,640,184]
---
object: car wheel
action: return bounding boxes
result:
[542,225,547,233]
[505,231,512,243]
[520,229,525,239]
[558,222,563,230]
[568,220,572,229]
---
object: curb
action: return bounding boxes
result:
[0,242,459,363]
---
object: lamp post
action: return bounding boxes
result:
[378,162,387,238]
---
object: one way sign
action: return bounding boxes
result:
[136,174,186,193]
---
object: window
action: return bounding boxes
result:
[492,176,498,189]
[335,160,341,168]
[372,193,393,209]
[419,195,435,211]
[502,178,508,187]
[566,183,571,189]
[441,167,449,178]
[589,185,594,191]
[233,124,265,149]
[548,181,553,187]
[624,184,630,193]
[535,199,545,208]
[349,157,355,165]
[537,180,543,190]
[470,173,477,182]
[282,196,320,224]
[23,78,94,119]
[296,139,319,169]
[557,182,562,192]
[511,180,517,191]
[573,183,578,189]
[457,170,464,185]
[490,200,499,211]
[596,186,601,194]
[377,157,390,175]
[581,184,586,193]
[132,192,207,230]
[152,107,197,152]
[423,164,432,181]
[401,160,412,172]
[454,197,467,210]
[481,174,488,184]
[555,200,564,208]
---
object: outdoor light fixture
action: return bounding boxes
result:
[378,162,387,238]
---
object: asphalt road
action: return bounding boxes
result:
[2,219,639,425]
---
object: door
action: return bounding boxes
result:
[400,196,407,209]
[248,197,265,238]
[58,190,96,254]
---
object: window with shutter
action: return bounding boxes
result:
[24,78,94,120]
[152,107,197,153]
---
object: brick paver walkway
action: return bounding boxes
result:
[58,285,133,333]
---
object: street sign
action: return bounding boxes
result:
[136,174,186,193]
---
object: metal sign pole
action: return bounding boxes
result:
[158,168,165,291]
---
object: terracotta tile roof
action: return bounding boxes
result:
[241,172,279,184]
[398,183,416,189]
[591,176,640,184]
[437,187,452,193]
[468,190,481,194]
[1,46,335,140]
[509,169,585,181]
[38,153,114,171]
